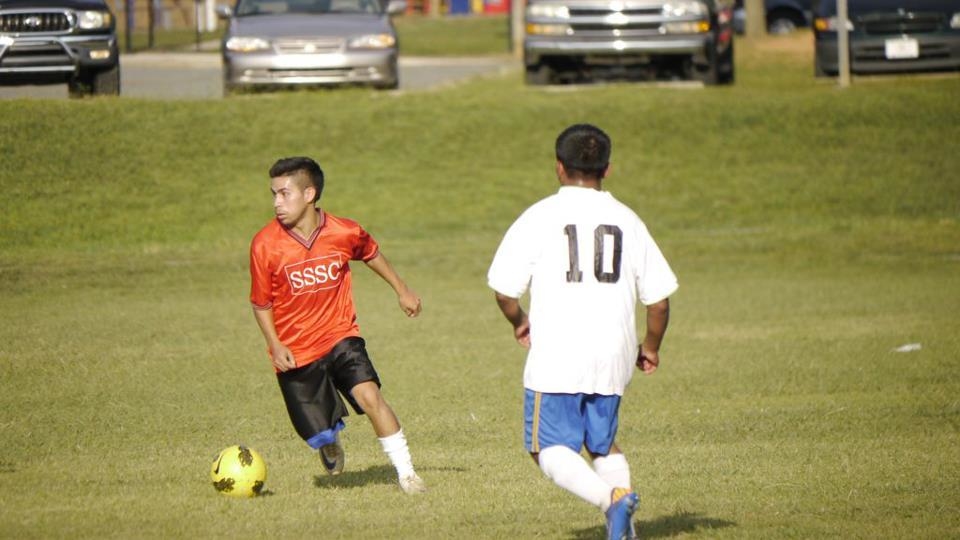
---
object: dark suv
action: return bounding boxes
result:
[0,0,120,96]
[813,0,960,76]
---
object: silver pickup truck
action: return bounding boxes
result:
[524,0,736,84]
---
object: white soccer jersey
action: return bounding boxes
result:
[488,186,678,396]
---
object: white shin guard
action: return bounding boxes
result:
[538,445,612,511]
[592,452,631,490]
[378,429,415,478]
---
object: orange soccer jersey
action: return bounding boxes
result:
[249,209,380,370]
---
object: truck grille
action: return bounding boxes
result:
[858,12,944,35]
[573,22,662,32]
[569,6,661,16]
[0,11,72,33]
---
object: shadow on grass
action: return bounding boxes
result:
[313,464,396,490]
[567,511,736,539]
[313,464,469,490]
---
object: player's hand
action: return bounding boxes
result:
[270,344,297,372]
[637,345,659,374]
[515,319,531,349]
[398,288,422,318]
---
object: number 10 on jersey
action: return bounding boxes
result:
[564,224,622,284]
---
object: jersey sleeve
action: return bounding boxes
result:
[249,234,274,310]
[487,211,536,299]
[636,227,678,305]
[352,223,380,262]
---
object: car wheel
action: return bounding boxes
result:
[67,77,89,98]
[68,64,120,98]
[814,56,829,78]
[91,64,120,95]
[374,78,399,90]
[525,63,554,86]
[767,9,803,35]
[688,47,720,85]
[718,40,735,85]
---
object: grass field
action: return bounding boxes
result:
[1,31,959,538]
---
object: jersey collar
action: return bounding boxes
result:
[283,208,326,250]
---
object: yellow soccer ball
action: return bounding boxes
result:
[210,445,267,498]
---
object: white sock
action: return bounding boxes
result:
[378,429,415,478]
[593,453,631,489]
[538,445,613,511]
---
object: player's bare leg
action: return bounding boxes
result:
[351,381,401,436]
[350,381,426,494]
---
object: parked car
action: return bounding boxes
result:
[733,0,813,34]
[813,0,960,76]
[523,0,736,85]
[218,0,405,93]
[0,0,120,97]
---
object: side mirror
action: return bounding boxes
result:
[386,0,406,15]
[215,4,233,18]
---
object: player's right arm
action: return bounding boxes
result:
[252,307,297,372]
[494,292,531,349]
[249,234,296,372]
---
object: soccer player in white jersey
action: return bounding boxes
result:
[487,124,678,540]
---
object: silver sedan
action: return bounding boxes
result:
[218,0,405,92]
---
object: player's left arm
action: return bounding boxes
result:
[364,252,422,318]
[638,298,670,374]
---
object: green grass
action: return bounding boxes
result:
[1,33,959,538]
[394,14,511,55]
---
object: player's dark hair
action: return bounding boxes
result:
[269,156,325,203]
[555,124,611,180]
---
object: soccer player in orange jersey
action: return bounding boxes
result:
[249,156,425,494]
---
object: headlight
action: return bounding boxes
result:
[526,23,571,35]
[0,35,14,46]
[77,10,112,29]
[662,21,711,33]
[225,36,271,52]
[951,12,960,29]
[527,4,570,19]
[348,34,396,49]
[814,16,854,31]
[662,1,707,18]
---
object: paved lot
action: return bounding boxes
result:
[0,53,516,100]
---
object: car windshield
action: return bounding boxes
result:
[235,0,382,16]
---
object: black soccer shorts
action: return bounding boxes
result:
[276,337,382,442]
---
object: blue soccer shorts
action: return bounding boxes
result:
[524,389,621,455]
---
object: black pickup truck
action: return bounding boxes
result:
[0,0,120,96]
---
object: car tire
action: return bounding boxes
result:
[689,47,719,85]
[68,64,120,97]
[92,64,120,95]
[67,77,88,98]
[718,40,735,85]
[767,9,803,35]
[814,56,830,78]
[374,78,399,90]
[525,63,554,86]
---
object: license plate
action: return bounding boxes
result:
[885,37,919,59]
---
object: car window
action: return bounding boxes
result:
[236,0,380,15]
